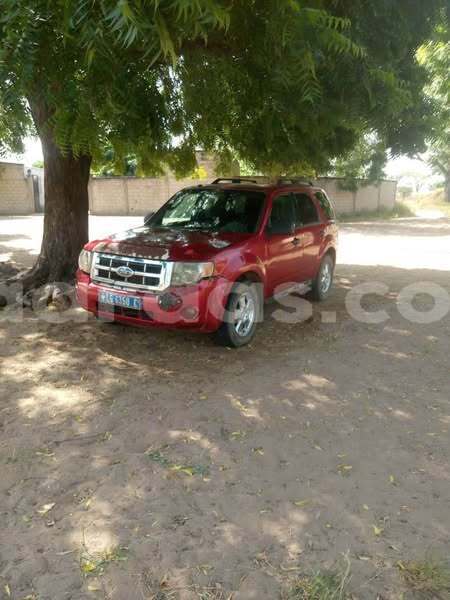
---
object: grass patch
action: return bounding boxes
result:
[286,560,351,600]
[141,571,177,599]
[397,558,450,598]
[403,188,450,217]
[146,447,210,477]
[339,202,414,222]
[79,545,128,577]
[197,589,228,600]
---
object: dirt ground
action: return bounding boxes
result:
[1,216,450,600]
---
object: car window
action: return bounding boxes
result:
[315,191,335,220]
[268,194,295,233]
[293,193,319,226]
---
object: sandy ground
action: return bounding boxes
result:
[1,216,450,599]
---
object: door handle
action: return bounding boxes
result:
[292,236,301,246]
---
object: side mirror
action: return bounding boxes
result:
[144,211,154,226]
[267,221,295,236]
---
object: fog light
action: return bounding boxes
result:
[181,306,199,320]
[158,292,182,312]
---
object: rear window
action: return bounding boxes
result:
[315,191,335,221]
[293,193,319,225]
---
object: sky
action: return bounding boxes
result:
[5,136,441,190]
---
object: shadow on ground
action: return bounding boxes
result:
[1,264,450,599]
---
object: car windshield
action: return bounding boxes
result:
[150,188,266,234]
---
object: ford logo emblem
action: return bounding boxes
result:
[116,266,134,278]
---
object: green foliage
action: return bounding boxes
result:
[0,0,446,176]
[91,148,138,176]
[331,135,387,190]
[397,557,450,598]
[322,2,447,186]
[417,14,450,199]
[287,558,351,599]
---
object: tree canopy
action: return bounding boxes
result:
[1,1,446,174]
[417,16,450,200]
[0,0,447,285]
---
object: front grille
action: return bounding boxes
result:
[91,252,173,291]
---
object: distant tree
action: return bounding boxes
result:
[0,0,446,288]
[91,149,138,177]
[330,135,388,190]
[417,17,450,201]
[398,186,414,199]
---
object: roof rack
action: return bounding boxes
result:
[211,176,314,187]
[277,177,313,186]
[211,177,265,185]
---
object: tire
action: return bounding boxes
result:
[214,281,261,347]
[311,254,335,301]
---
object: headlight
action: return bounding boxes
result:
[78,249,93,274]
[170,262,215,286]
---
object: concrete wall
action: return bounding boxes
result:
[0,157,398,217]
[89,152,221,215]
[90,175,398,217]
[89,175,213,216]
[315,177,398,214]
[0,162,34,215]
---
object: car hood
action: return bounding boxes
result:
[89,226,251,261]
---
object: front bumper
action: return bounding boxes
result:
[75,270,230,333]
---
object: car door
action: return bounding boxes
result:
[265,193,302,295]
[293,192,323,280]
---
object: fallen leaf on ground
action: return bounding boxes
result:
[197,564,214,575]
[37,503,55,515]
[81,560,97,574]
[372,524,384,536]
[294,500,312,508]
[252,447,264,455]
[230,431,246,440]
[338,464,353,475]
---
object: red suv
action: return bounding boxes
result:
[76,177,338,346]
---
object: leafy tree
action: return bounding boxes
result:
[0,0,445,287]
[91,148,138,177]
[330,135,388,190]
[323,2,449,188]
[417,18,450,201]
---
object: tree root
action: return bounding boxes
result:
[2,261,76,312]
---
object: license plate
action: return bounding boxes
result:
[99,291,143,310]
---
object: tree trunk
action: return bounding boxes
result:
[21,102,92,290]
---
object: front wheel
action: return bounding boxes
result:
[214,281,261,347]
[311,254,335,301]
